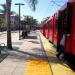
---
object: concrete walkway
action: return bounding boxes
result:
[0,31,52,75]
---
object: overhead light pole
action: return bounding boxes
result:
[15,3,24,40]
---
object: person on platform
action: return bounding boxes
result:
[56,34,66,59]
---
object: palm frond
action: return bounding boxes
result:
[0,9,5,14]
[0,4,15,15]
[25,0,38,11]
[1,4,6,10]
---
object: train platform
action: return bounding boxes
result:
[0,30,75,75]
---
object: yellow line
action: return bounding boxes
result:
[25,59,52,75]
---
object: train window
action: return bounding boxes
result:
[66,4,72,34]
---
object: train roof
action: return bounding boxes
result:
[68,0,75,2]
[45,17,51,24]
[59,3,67,11]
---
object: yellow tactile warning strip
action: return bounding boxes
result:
[25,59,52,75]
[40,32,75,75]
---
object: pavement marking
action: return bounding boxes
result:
[40,32,75,75]
[25,59,52,75]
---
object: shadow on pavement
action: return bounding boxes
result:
[6,47,65,65]
[8,47,47,60]
[23,36,37,39]
[28,41,40,44]
[0,46,74,71]
[0,46,9,63]
[0,54,8,63]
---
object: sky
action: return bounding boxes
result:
[0,0,68,23]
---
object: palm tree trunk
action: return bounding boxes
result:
[6,0,12,49]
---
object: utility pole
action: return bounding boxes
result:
[15,3,24,40]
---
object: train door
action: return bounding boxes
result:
[71,2,75,56]
[43,24,46,36]
[45,22,49,38]
[48,19,50,40]
[46,20,50,39]
[53,14,58,46]
[40,25,43,34]
[65,3,72,54]
[48,19,53,43]
[44,24,48,37]
[51,19,54,43]
[57,11,62,46]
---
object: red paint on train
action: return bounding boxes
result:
[40,0,75,64]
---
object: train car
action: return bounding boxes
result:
[48,17,54,43]
[43,22,47,37]
[43,18,49,38]
[43,24,46,36]
[40,24,43,34]
[44,17,52,39]
[56,7,67,52]
[44,24,48,38]
[57,1,75,65]
[53,13,58,46]
[40,20,46,36]
[41,0,75,65]
[64,1,75,63]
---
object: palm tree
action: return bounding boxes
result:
[0,4,6,14]
[0,4,15,32]
[0,3,15,49]
[6,0,38,49]
[26,0,38,11]
[0,4,15,15]
[24,15,38,26]
[6,0,12,49]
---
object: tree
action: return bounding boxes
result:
[0,4,15,32]
[23,15,38,31]
[6,0,12,49]
[6,0,38,49]
[25,0,38,11]
[0,4,15,15]
[23,15,38,27]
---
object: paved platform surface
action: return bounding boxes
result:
[0,30,75,75]
[0,31,52,75]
